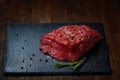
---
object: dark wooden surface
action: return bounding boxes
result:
[0,0,120,80]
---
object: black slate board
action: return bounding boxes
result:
[4,23,111,75]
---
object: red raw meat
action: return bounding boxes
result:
[40,25,102,61]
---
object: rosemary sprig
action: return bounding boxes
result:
[71,57,86,71]
[54,57,86,71]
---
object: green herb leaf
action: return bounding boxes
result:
[54,57,86,71]
[54,61,79,68]
[71,57,86,71]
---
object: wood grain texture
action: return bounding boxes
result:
[0,0,120,80]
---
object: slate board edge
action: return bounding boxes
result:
[4,71,112,76]
[98,23,112,74]
[3,25,10,75]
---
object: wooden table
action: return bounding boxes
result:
[0,0,120,80]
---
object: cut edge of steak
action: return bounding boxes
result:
[40,25,102,62]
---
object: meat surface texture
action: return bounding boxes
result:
[40,25,102,61]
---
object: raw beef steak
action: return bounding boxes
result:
[40,25,102,61]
